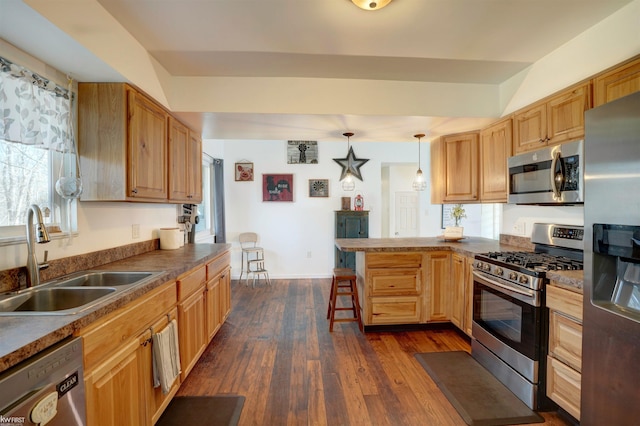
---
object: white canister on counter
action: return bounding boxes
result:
[159,228,181,250]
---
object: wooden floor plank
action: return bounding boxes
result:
[177,279,574,426]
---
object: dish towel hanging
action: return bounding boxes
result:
[152,319,181,394]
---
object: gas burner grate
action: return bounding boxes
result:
[481,251,583,272]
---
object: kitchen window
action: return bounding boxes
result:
[0,55,78,246]
[194,154,215,242]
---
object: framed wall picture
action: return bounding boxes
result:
[308,179,329,197]
[262,174,294,202]
[287,140,318,164]
[235,162,254,181]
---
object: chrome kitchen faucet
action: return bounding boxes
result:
[26,204,50,287]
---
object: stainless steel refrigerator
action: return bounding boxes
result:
[583,90,640,425]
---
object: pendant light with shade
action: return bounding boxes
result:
[341,132,356,191]
[412,133,426,191]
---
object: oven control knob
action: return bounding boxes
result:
[475,262,483,270]
[483,263,491,272]
[519,275,529,285]
[495,267,504,276]
[509,272,517,280]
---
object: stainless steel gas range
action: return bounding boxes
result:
[471,223,584,410]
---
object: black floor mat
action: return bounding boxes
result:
[156,395,245,426]
[415,351,544,426]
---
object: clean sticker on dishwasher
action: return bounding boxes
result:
[57,371,79,398]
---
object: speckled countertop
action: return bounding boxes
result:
[335,236,514,256]
[335,236,585,292]
[0,243,230,373]
[547,270,584,293]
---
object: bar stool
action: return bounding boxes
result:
[326,268,363,332]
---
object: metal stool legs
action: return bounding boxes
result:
[247,259,270,288]
[327,268,363,332]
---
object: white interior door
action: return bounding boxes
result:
[394,191,419,237]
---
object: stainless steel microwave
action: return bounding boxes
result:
[508,139,583,205]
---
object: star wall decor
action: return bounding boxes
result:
[333,146,369,181]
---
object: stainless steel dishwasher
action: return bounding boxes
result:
[0,337,86,425]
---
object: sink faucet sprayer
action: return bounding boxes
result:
[26,204,51,287]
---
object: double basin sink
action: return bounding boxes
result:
[0,271,165,316]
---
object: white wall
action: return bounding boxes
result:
[502,204,584,238]
[0,202,178,271]
[209,139,498,279]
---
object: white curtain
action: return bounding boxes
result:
[0,56,71,151]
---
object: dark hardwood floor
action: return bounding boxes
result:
[178,278,573,426]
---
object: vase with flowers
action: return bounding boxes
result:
[444,204,466,240]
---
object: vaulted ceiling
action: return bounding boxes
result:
[0,0,636,141]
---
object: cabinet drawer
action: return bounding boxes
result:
[79,281,177,371]
[366,252,422,269]
[369,296,421,325]
[206,251,231,280]
[547,285,583,321]
[369,269,421,296]
[549,310,582,372]
[177,266,206,301]
[547,356,581,420]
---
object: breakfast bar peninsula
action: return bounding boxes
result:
[334,237,511,333]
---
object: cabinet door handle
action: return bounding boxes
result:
[131,188,138,194]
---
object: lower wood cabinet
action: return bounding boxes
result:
[425,251,451,322]
[178,287,207,381]
[361,252,423,325]
[84,338,145,426]
[450,253,466,329]
[369,296,422,325]
[451,254,475,337]
[358,251,458,326]
[546,284,583,421]
[80,281,178,426]
[77,249,232,426]
[139,309,181,425]
[353,249,476,335]
[206,251,232,338]
[206,274,222,341]
[464,256,475,336]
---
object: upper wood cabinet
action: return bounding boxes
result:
[479,117,512,202]
[128,90,169,200]
[430,136,445,204]
[442,131,480,203]
[188,132,203,202]
[513,82,591,154]
[594,56,640,107]
[169,118,202,203]
[78,83,202,203]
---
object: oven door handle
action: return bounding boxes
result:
[473,270,539,306]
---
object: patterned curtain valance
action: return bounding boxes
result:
[0,56,72,151]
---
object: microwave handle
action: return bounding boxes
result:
[551,151,563,199]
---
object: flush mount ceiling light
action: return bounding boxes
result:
[333,132,369,191]
[351,0,393,11]
[412,133,426,191]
